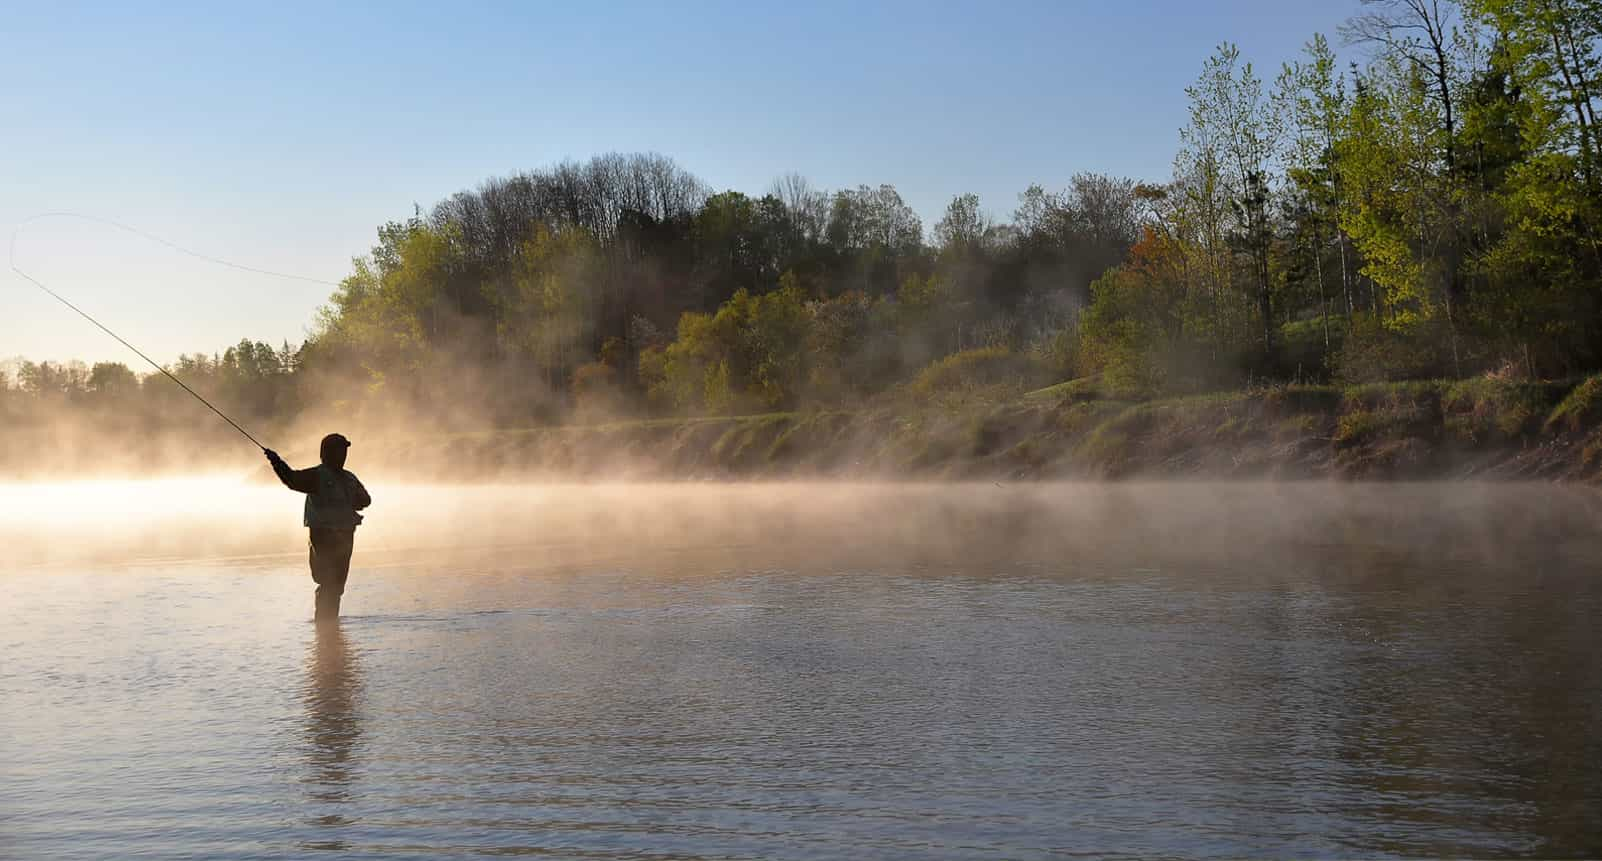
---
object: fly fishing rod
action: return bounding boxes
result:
[8,213,338,452]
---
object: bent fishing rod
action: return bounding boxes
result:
[9,213,338,453]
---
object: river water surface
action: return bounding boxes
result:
[2,481,1600,859]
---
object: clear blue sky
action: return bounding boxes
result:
[2,0,1365,366]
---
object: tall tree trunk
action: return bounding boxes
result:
[1330,159,1353,325]
[1413,4,1467,325]
[1339,233,1355,323]
[1259,249,1274,359]
[1314,225,1331,356]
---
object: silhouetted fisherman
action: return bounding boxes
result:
[265,434,372,621]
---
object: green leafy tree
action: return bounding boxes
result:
[1277,33,1355,344]
[1183,42,1283,358]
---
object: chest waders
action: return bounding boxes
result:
[306,465,361,621]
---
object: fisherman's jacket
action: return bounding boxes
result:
[271,460,372,529]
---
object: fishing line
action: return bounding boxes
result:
[8,211,342,451]
[13,212,341,286]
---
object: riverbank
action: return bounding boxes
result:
[347,374,1602,482]
[12,374,1602,482]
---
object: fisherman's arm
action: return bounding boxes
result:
[346,472,372,510]
[263,450,318,494]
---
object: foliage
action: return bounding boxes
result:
[14,3,1602,442]
[1546,374,1602,433]
[905,347,1047,400]
[1336,315,1450,382]
[645,285,810,413]
[1442,375,1558,441]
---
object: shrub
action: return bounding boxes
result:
[1334,385,1434,447]
[571,361,625,420]
[1546,375,1602,433]
[906,347,1049,400]
[1335,316,1450,383]
[1442,376,1551,442]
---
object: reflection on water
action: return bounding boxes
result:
[301,622,362,851]
[0,482,1599,859]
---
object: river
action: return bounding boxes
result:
[2,481,1599,858]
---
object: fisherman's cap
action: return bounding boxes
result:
[321,433,351,450]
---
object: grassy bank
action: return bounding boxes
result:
[356,374,1602,481]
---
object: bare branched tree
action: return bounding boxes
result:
[770,172,829,245]
[1342,0,1461,172]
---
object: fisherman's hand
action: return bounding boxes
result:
[263,448,282,464]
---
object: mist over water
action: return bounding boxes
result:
[3,481,1601,858]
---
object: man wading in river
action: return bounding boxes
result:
[265,434,372,621]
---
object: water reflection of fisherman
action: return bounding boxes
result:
[302,623,362,851]
[265,434,372,621]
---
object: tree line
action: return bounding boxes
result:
[0,341,302,442]
[7,0,1601,435]
[299,157,1144,421]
